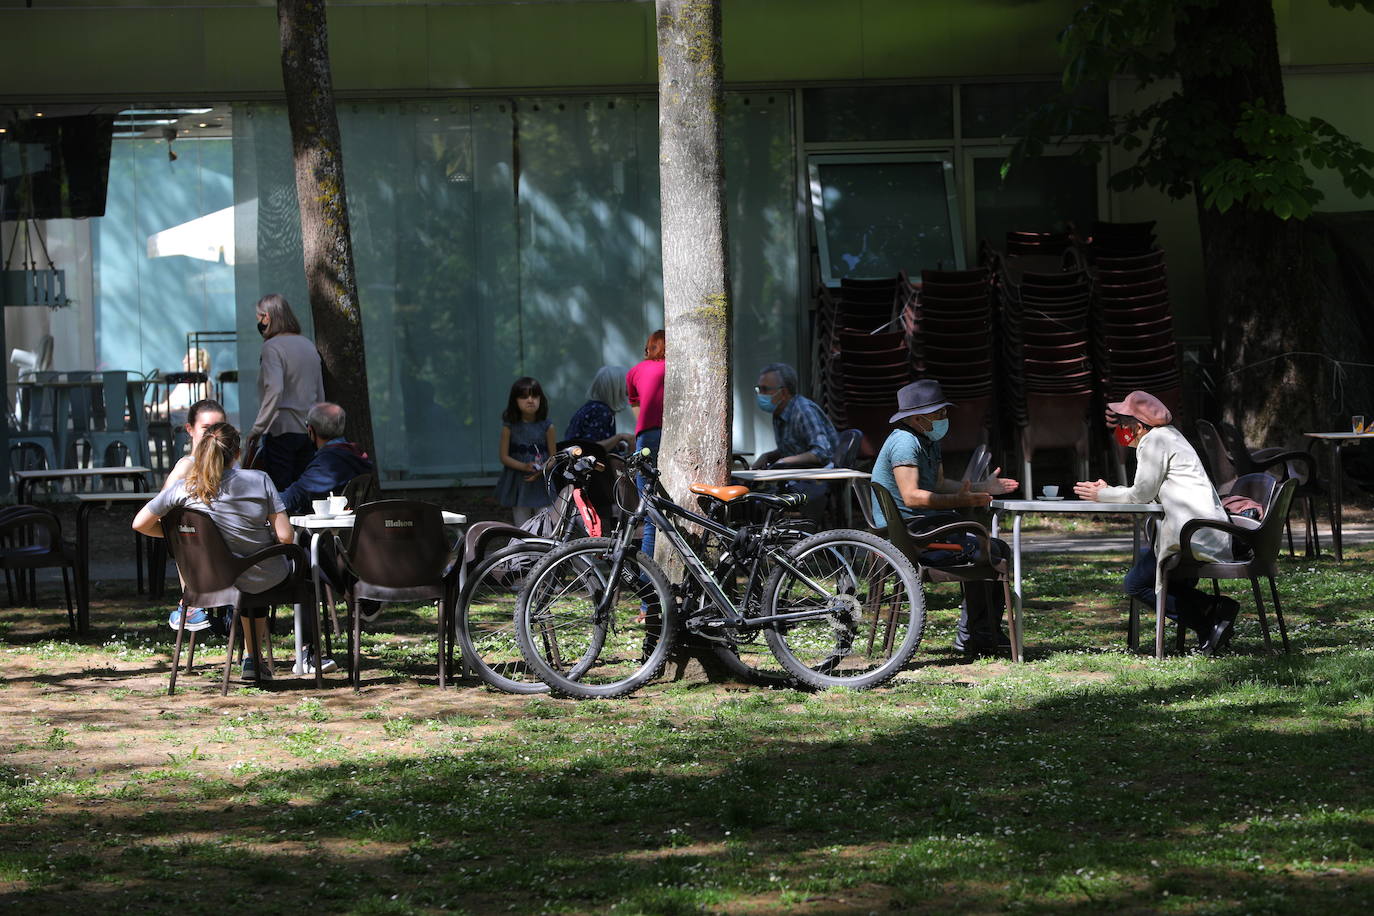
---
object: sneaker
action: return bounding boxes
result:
[297,648,338,675]
[168,606,211,632]
[241,656,274,681]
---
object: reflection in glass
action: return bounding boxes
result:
[803,86,953,143]
[811,158,959,284]
[972,155,1098,248]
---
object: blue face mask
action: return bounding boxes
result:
[756,393,776,414]
[926,418,949,441]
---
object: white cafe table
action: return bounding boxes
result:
[990,498,1165,661]
[288,511,467,675]
[1303,431,1374,561]
[731,468,871,526]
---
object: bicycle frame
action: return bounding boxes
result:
[604,468,839,630]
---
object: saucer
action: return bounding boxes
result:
[1038,495,1066,501]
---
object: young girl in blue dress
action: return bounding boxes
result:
[496,376,558,525]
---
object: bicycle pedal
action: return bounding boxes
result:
[684,615,734,643]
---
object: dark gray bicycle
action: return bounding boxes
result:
[513,449,925,698]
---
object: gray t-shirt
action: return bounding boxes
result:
[145,467,289,593]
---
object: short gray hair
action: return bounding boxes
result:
[307,402,346,439]
[758,362,799,395]
[586,365,628,412]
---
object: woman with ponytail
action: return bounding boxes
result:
[135,421,296,680]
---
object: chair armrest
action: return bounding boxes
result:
[231,541,309,579]
[1248,448,1317,482]
[1175,517,1259,564]
[907,520,994,557]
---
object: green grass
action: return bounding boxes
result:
[0,546,1372,912]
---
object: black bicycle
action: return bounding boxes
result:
[513,449,925,698]
[455,444,625,694]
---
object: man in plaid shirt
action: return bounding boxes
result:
[750,362,839,518]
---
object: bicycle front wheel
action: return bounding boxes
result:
[515,538,677,699]
[456,541,554,694]
[762,529,924,690]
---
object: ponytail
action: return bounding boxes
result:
[185,422,242,505]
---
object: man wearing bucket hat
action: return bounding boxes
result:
[1073,390,1239,654]
[871,379,1021,654]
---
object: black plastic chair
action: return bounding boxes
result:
[870,483,1019,660]
[1196,419,1324,557]
[329,500,459,690]
[0,506,77,631]
[160,507,319,696]
[342,472,379,510]
[1156,478,1297,656]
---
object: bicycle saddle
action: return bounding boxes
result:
[743,491,807,509]
[689,483,750,502]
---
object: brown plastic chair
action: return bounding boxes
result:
[331,500,459,690]
[160,507,319,696]
[870,483,1020,660]
[0,507,77,631]
[1154,478,1297,656]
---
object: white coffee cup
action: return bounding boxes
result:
[328,495,349,515]
[1042,485,1059,498]
[312,498,330,516]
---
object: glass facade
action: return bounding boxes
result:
[94,136,238,410]
[232,92,798,481]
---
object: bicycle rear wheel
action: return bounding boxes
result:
[456,541,554,694]
[515,538,677,699]
[762,529,924,690]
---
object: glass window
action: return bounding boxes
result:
[960,81,1108,139]
[233,93,800,481]
[810,155,962,285]
[803,85,953,143]
[971,154,1099,247]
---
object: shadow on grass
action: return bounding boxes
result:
[3,651,1374,912]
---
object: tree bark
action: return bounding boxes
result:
[655,0,733,541]
[277,0,375,458]
[1177,0,1329,445]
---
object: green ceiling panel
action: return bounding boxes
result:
[203,8,281,94]
[2,10,207,95]
[862,0,1078,78]
[425,2,653,90]
[330,6,431,89]
[724,0,864,82]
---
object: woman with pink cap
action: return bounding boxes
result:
[1074,390,1238,654]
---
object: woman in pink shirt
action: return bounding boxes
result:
[625,329,665,555]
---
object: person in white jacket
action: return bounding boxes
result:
[1074,390,1240,654]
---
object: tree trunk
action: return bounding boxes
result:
[1177,0,1329,446]
[655,0,733,539]
[277,0,375,458]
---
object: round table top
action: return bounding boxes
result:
[290,510,466,530]
[991,498,1162,514]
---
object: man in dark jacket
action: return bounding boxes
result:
[279,402,373,515]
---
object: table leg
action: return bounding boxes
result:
[1010,512,1024,663]
[1331,442,1344,561]
[77,502,93,634]
[292,531,323,676]
[1154,558,1166,659]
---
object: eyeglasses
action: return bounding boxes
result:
[923,408,948,420]
[754,385,779,395]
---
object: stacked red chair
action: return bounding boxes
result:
[1083,221,1182,480]
[900,268,997,460]
[816,276,911,457]
[989,241,1094,494]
